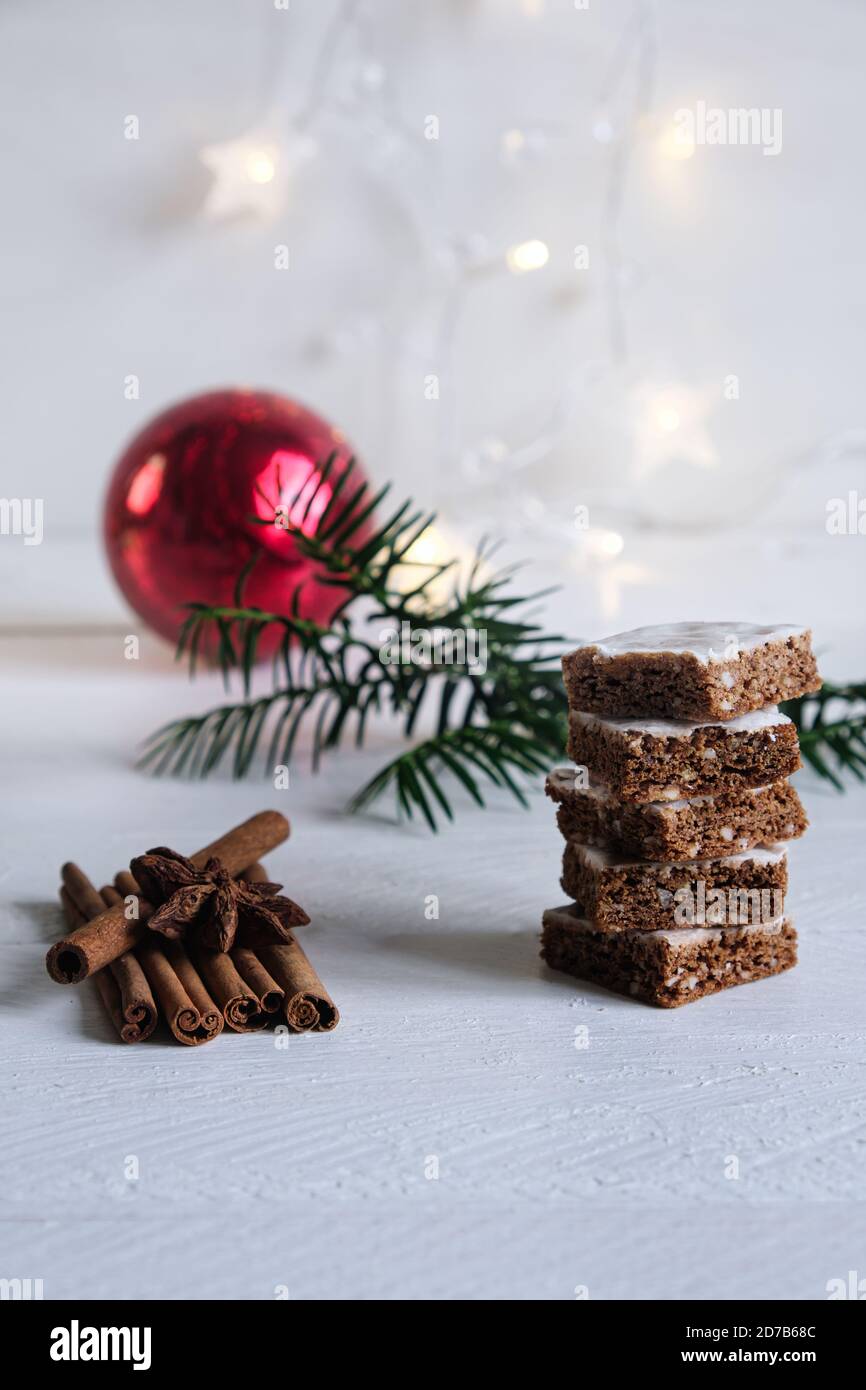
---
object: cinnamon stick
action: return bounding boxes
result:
[257,940,339,1032]
[136,937,224,1046]
[98,885,161,1042]
[61,887,127,1036]
[58,872,157,1044]
[192,947,268,1032]
[230,948,284,1015]
[46,810,290,984]
[113,869,224,1045]
[242,864,339,1033]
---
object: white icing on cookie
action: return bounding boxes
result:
[722,843,788,865]
[569,705,791,738]
[547,770,781,816]
[571,841,788,872]
[542,902,788,946]
[654,917,787,948]
[585,622,805,665]
[546,768,615,802]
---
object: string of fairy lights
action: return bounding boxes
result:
[192,0,775,615]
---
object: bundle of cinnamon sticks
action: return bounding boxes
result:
[48,811,339,1047]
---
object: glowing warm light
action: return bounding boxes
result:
[645,388,690,437]
[506,239,550,273]
[583,527,625,559]
[572,537,648,620]
[658,126,695,161]
[655,406,681,433]
[200,132,287,220]
[633,382,718,477]
[403,529,447,567]
[246,149,277,184]
[395,524,472,603]
[501,129,526,158]
[126,454,165,517]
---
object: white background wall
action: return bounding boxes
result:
[2,0,864,669]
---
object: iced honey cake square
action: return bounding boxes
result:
[541,904,797,1008]
[566,706,800,803]
[562,622,821,722]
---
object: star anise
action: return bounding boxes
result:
[129,847,310,952]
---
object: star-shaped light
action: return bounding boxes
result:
[632,383,718,479]
[199,129,285,222]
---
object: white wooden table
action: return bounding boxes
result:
[2,628,865,1301]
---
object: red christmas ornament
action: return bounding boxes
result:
[104,390,368,656]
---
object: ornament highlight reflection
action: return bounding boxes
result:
[104,390,368,655]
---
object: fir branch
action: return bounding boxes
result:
[347,723,556,832]
[140,459,570,826]
[782,682,866,790]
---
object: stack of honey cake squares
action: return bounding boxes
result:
[542,623,822,1008]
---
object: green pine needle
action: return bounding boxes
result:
[139,459,569,828]
[782,682,866,791]
[347,723,553,831]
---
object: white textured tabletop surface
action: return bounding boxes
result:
[2,631,865,1301]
